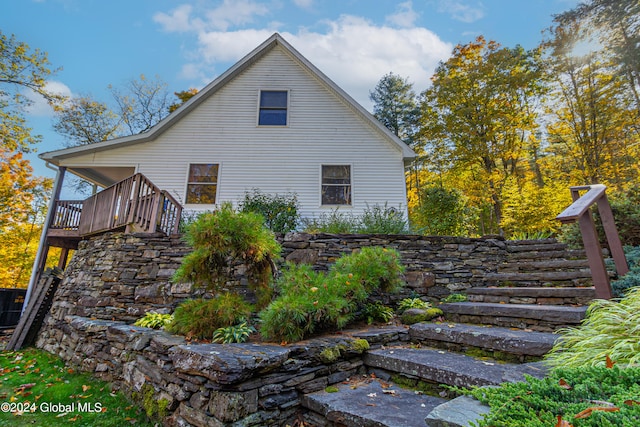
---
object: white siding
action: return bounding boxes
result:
[61,46,408,219]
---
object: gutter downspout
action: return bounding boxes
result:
[22,164,66,314]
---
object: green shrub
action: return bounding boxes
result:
[410,185,473,236]
[173,202,281,305]
[356,203,409,234]
[259,247,406,342]
[301,209,357,233]
[239,189,300,233]
[332,246,405,293]
[361,301,395,324]
[167,294,253,339]
[545,286,640,368]
[212,322,256,343]
[612,270,640,298]
[397,298,431,313]
[301,204,408,234]
[134,311,173,329]
[460,365,640,427]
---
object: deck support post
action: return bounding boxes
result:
[23,166,66,314]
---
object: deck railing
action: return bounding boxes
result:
[556,184,629,299]
[49,173,182,238]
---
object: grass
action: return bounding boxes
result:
[0,347,156,426]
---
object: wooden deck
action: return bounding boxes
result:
[47,173,182,249]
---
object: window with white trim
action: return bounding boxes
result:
[186,164,219,204]
[258,90,288,125]
[321,165,351,205]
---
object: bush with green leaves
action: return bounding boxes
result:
[259,247,405,342]
[545,286,640,368]
[332,246,405,293]
[212,322,256,343]
[361,301,395,324]
[410,185,473,236]
[356,203,408,234]
[301,204,409,234]
[173,202,281,306]
[166,294,253,339]
[301,209,357,233]
[239,189,300,233]
[460,365,640,427]
[134,311,173,329]
[397,297,431,313]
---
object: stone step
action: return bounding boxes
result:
[301,377,447,427]
[440,302,588,332]
[506,249,587,260]
[364,347,548,388]
[497,259,590,272]
[505,242,569,252]
[485,270,592,283]
[466,286,596,305]
[408,322,557,360]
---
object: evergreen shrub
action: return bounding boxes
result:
[239,189,300,233]
[167,294,253,339]
[259,247,405,342]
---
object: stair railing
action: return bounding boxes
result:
[556,184,629,299]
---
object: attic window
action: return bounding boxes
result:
[321,165,351,205]
[186,164,219,204]
[259,90,288,125]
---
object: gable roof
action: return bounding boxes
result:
[40,33,416,164]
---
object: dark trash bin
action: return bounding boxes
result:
[0,288,26,328]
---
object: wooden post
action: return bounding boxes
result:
[577,208,613,300]
[23,166,66,313]
[597,195,630,276]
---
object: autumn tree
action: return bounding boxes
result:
[555,0,640,115]
[419,37,546,234]
[53,96,120,146]
[0,31,61,287]
[543,21,639,191]
[109,74,171,135]
[169,88,199,113]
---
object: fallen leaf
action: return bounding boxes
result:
[624,400,640,406]
[558,379,572,390]
[574,406,620,419]
[555,415,573,427]
[82,385,91,392]
[606,355,615,368]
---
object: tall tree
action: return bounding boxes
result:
[0,32,61,287]
[555,0,640,115]
[109,74,171,135]
[544,21,639,190]
[419,37,546,234]
[169,88,199,113]
[53,96,120,146]
[369,72,420,147]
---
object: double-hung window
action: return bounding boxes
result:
[321,165,351,205]
[186,164,219,204]
[258,90,288,125]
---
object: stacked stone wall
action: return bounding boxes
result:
[50,232,517,323]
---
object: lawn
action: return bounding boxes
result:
[0,347,156,426]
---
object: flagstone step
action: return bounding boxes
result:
[497,258,590,272]
[301,377,447,427]
[408,322,558,361]
[466,286,596,305]
[364,347,548,389]
[439,302,587,332]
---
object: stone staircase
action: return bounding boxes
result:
[300,239,604,427]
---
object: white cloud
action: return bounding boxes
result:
[26,80,73,117]
[153,4,195,33]
[154,5,452,110]
[438,0,484,23]
[292,0,314,10]
[386,1,419,29]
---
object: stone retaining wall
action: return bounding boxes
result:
[36,315,407,426]
[49,232,521,323]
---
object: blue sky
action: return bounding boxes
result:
[2,0,578,179]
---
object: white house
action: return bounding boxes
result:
[40,33,415,220]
